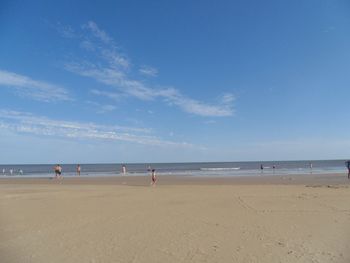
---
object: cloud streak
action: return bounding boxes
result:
[64,21,234,117]
[0,109,193,147]
[0,70,71,102]
[90,89,122,101]
[139,66,158,77]
[83,21,112,44]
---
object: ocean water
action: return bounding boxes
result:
[0,160,348,178]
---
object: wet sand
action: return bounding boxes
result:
[0,172,348,186]
[1,174,350,262]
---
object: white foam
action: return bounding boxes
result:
[200,167,240,171]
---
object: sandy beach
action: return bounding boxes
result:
[1,174,350,263]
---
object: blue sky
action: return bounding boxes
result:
[1,0,350,164]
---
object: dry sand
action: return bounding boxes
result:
[1,175,350,263]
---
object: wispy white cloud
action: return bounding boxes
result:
[67,61,233,116]
[83,21,112,44]
[100,48,130,69]
[80,40,95,51]
[139,66,158,77]
[77,21,129,70]
[85,100,117,114]
[220,93,235,104]
[63,21,234,117]
[66,63,154,100]
[90,89,122,101]
[0,70,71,102]
[0,109,193,147]
[157,88,233,117]
[99,105,116,113]
[56,22,76,38]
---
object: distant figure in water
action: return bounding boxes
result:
[260,164,264,172]
[346,161,350,179]
[19,169,23,175]
[121,165,127,175]
[76,164,81,176]
[272,165,276,173]
[309,162,313,174]
[54,165,59,178]
[2,168,5,175]
[9,169,13,176]
[58,165,62,179]
[151,169,157,186]
[54,164,62,179]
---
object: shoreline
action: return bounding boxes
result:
[0,172,349,186]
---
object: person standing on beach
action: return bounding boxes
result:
[54,165,59,178]
[309,162,313,172]
[121,164,126,175]
[54,164,62,179]
[346,161,350,179]
[151,169,157,186]
[76,164,81,176]
[58,165,62,179]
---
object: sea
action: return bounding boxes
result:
[0,160,348,178]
